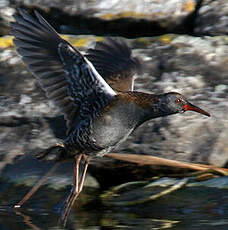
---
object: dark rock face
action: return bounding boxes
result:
[0,1,227,187]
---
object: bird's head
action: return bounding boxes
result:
[159,92,210,117]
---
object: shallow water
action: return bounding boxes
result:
[0,175,228,230]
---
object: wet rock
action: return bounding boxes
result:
[101,176,228,206]
[195,0,228,35]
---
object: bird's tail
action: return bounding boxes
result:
[36,143,67,162]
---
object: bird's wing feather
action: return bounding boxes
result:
[10,9,116,133]
[86,37,142,92]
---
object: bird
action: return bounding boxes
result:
[10,9,210,226]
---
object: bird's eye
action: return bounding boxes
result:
[176,98,182,104]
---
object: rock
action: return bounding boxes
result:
[1,1,228,37]
[0,48,63,170]
[195,0,228,35]
[0,6,15,36]
[9,0,198,23]
[101,176,228,206]
[1,0,199,37]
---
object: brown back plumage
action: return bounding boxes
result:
[86,37,142,92]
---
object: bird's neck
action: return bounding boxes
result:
[124,92,177,125]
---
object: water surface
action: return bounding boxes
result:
[0,175,228,230]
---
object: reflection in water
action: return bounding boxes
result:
[15,210,41,230]
[0,176,228,230]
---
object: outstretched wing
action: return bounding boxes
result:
[86,37,142,92]
[10,9,116,133]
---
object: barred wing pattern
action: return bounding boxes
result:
[57,42,116,136]
[10,9,116,134]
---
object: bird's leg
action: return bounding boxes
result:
[14,162,59,208]
[62,154,83,207]
[60,154,90,227]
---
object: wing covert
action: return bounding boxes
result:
[86,37,142,92]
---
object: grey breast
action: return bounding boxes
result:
[91,101,138,149]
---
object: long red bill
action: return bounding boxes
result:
[184,103,210,117]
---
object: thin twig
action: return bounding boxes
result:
[107,153,228,174]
